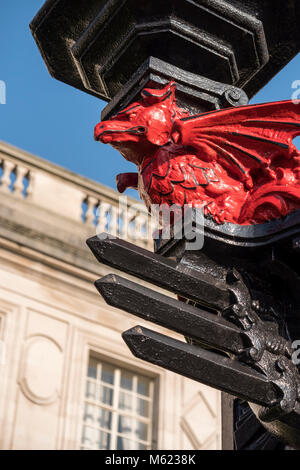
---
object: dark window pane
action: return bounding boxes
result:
[98,408,112,430]
[85,380,97,400]
[138,442,147,450]
[88,358,97,379]
[135,420,148,441]
[119,391,132,412]
[117,436,136,450]
[99,385,113,406]
[101,363,114,385]
[81,426,96,448]
[137,398,149,417]
[118,415,133,437]
[96,430,111,450]
[120,370,134,391]
[137,377,150,396]
[84,403,98,425]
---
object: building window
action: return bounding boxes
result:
[81,355,155,450]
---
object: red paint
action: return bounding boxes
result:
[95,81,300,225]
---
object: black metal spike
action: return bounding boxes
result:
[87,235,231,311]
[97,274,244,355]
[123,326,278,408]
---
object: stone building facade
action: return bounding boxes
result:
[0,140,221,450]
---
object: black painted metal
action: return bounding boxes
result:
[155,207,300,252]
[100,58,249,120]
[31,0,300,451]
[96,273,243,354]
[233,400,286,450]
[87,235,231,311]
[87,222,300,449]
[122,326,277,407]
[30,0,300,116]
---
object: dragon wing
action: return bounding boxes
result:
[172,100,300,186]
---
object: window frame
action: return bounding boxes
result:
[81,351,159,450]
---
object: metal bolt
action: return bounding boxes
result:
[227,89,241,102]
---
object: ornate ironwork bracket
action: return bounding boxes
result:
[31,0,300,450]
[87,210,300,448]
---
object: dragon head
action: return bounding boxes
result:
[94,81,188,165]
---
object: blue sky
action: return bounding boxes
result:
[0,1,299,200]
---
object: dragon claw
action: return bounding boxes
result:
[204,202,227,224]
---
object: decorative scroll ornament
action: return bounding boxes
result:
[95,81,300,225]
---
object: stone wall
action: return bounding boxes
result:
[0,141,221,450]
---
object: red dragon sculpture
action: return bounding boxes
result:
[94,81,300,225]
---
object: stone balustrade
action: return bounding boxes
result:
[0,141,152,249]
[0,157,33,198]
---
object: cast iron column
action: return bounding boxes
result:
[31,0,300,450]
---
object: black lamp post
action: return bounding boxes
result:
[31,0,300,450]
